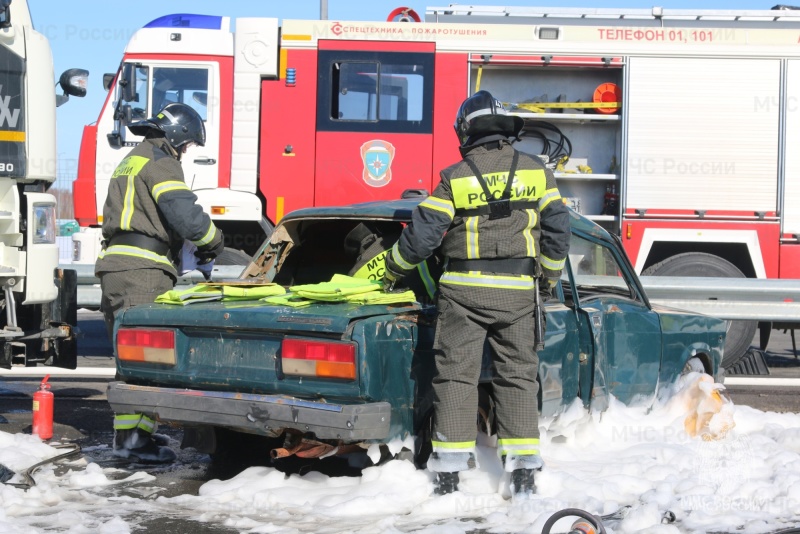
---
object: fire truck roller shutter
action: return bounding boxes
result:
[642,252,756,369]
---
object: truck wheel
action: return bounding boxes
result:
[642,252,756,369]
[215,247,251,266]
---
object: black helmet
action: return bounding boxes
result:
[128,102,206,149]
[454,90,523,147]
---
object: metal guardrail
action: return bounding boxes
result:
[64,264,800,324]
[640,276,800,322]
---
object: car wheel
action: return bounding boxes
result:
[682,356,706,375]
[643,252,756,369]
[209,428,280,470]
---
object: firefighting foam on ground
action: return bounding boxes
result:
[2,372,798,533]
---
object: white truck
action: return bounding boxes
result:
[0,0,86,368]
[72,5,800,367]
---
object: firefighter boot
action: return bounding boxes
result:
[113,428,177,464]
[510,468,537,496]
[434,471,460,495]
[151,433,170,447]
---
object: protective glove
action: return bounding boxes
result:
[195,229,225,265]
[539,276,558,301]
[382,250,407,292]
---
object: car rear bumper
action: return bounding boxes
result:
[107,382,391,441]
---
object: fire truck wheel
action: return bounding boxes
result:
[642,252,757,370]
[215,247,252,266]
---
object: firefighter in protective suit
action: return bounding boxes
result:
[384,91,570,496]
[96,102,224,462]
[344,222,440,303]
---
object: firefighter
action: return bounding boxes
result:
[344,222,439,303]
[383,90,570,496]
[96,102,225,463]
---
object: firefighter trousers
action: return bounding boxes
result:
[99,268,176,341]
[100,268,175,436]
[428,281,543,473]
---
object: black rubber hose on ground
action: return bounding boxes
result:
[541,508,606,534]
[2,443,82,490]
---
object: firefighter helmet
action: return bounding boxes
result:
[128,102,206,149]
[453,90,523,147]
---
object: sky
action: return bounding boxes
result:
[2,372,800,533]
[23,0,786,190]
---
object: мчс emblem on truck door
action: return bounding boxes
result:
[361,140,395,187]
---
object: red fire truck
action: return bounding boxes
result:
[73,5,800,366]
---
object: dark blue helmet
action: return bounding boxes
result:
[128,102,206,150]
[454,90,523,147]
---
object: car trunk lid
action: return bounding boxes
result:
[115,300,421,398]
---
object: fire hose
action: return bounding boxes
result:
[542,505,676,533]
[542,508,607,534]
[541,506,800,534]
[0,443,82,490]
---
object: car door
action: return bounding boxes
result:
[568,230,663,407]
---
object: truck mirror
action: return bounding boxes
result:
[58,68,89,98]
[192,91,207,107]
[103,73,115,92]
[114,104,133,123]
[0,0,10,30]
[107,131,123,148]
[120,63,137,103]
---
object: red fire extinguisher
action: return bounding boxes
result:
[32,374,54,440]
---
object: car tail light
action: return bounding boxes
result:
[117,328,176,365]
[281,338,356,380]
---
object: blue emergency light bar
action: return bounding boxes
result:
[144,14,223,30]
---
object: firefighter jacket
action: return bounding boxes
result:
[345,223,440,302]
[95,137,222,278]
[391,139,570,290]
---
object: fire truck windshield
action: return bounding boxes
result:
[123,65,209,121]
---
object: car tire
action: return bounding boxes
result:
[209,428,279,470]
[642,252,756,370]
[682,356,706,375]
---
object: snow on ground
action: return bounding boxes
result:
[1,373,800,533]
